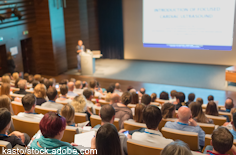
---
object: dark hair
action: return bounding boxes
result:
[232,112,236,128]
[106,84,115,93]
[151,93,157,102]
[160,140,192,155]
[14,78,20,88]
[89,80,97,89]
[121,92,131,106]
[39,112,66,138]
[49,78,56,87]
[131,92,139,104]
[96,123,122,155]
[28,75,34,83]
[208,95,214,101]
[161,103,175,119]
[32,80,39,89]
[188,93,195,102]
[170,90,177,98]
[140,88,146,94]
[127,86,133,91]
[83,89,93,99]
[59,79,68,85]
[189,102,210,123]
[143,105,162,129]
[46,87,58,100]
[205,101,218,116]
[100,105,115,122]
[0,108,11,132]
[196,98,203,105]
[134,104,146,123]
[160,91,169,100]
[22,94,36,111]
[176,92,185,103]
[211,127,233,154]
[82,82,88,88]
[44,80,52,89]
[60,85,68,95]
[141,94,151,106]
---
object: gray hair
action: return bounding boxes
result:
[160,140,192,155]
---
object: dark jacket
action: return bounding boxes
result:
[7,59,15,74]
[14,89,30,95]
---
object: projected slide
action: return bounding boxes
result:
[143,0,235,50]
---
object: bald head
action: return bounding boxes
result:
[67,82,75,91]
[225,98,234,110]
[115,83,120,89]
[177,106,191,122]
[110,93,120,104]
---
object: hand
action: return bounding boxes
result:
[118,129,126,133]
[127,134,132,139]
[71,143,78,146]
[91,136,96,149]
[188,118,197,127]
[9,131,25,144]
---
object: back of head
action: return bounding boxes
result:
[96,123,122,155]
[170,90,177,98]
[44,80,52,89]
[131,92,139,104]
[140,88,146,94]
[0,108,12,132]
[22,94,36,111]
[127,86,133,91]
[32,80,39,89]
[110,93,120,104]
[12,72,19,81]
[161,140,192,155]
[188,93,195,102]
[211,127,233,154]
[89,80,97,89]
[34,74,41,82]
[0,95,11,111]
[83,89,93,99]
[160,91,169,100]
[206,101,218,116]
[0,83,10,96]
[105,93,112,102]
[196,98,203,105]
[121,92,131,106]
[2,75,10,83]
[176,92,185,103]
[100,105,115,122]
[143,105,162,129]
[24,73,29,80]
[208,95,214,101]
[225,98,234,110]
[161,102,175,119]
[49,78,56,87]
[28,75,34,83]
[60,84,68,96]
[71,95,87,113]
[60,104,75,125]
[75,80,82,89]
[177,106,191,122]
[70,78,76,83]
[151,93,157,102]
[189,102,208,123]
[134,103,146,123]
[15,78,20,88]
[34,84,46,98]
[82,81,88,88]
[59,79,68,85]
[67,82,75,91]
[141,94,151,106]
[46,87,57,100]
[39,112,66,138]
[115,83,120,89]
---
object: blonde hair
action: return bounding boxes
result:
[12,72,19,81]
[34,74,41,82]
[2,75,10,83]
[18,79,27,89]
[34,84,46,98]
[0,95,11,112]
[71,95,87,113]
[75,80,82,89]
[105,92,112,102]
[0,83,11,99]
[61,104,75,125]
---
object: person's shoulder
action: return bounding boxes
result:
[17,112,25,117]
[132,131,145,140]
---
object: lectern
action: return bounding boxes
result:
[80,50,102,75]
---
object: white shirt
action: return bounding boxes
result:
[73,88,84,95]
[86,100,95,114]
[17,112,44,121]
[94,90,102,99]
[41,101,64,110]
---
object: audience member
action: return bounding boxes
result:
[127,86,133,91]
[175,92,186,110]
[208,95,214,101]
[14,80,30,95]
[189,102,213,124]
[229,112,236,140]
[17,94,43,120]
[67,82,78,97]
[160,140,193,155]
[27,75,34,83]
[23,73,29,81]
[170,90,177,102]
[185,93,195,107]
[30,112,80,155]
[60,104,76,126]
[83,89,96,114]
[49,78,56,87]
[71,95,87,113]
[132,103,146,123]
[82,81,88,89]
[59,79,68,85]
[138,87,146,97]
[114,83,123,96]
[41,87,63,110]
[12,72,19,81]
[1,75,11,83]
[0,83,12,101]
[30,80,39,91]
[113,92,133,129]
[34,74,41,82]
[106,84,115,94]
[110,93,121,105]
[205,101,219,116]
[94,105,115,129]
[132,105,173,144]
[34,84,47,106]
[73,80,83,95]
[196,97,203,105]
[56,85,72,104]
[0,95,12,113]
[141,94,151,106]
[161,102,176,119]
[43,79,52,89]
[130,92,139,104]
[14,78,20,88]
[220,98,234,113]
[70,78,76,83]
[164,106,205,148]
[203,127,235,155]
[105,92,112,102]
[89,80,102,98]
[223,108,236,130]
[7,52,15,74]
[160,91,169,100]
[151,93,157,102]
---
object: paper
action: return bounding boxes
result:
[10,46,18,55]
[74,131,95,147]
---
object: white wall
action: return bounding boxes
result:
[123,0,236,65]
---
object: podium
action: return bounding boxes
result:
[80,50,102,75]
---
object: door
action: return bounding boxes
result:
[20,38,34,74]
[0,45,7,76]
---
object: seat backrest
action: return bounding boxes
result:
[124,120,147,131]
[55,100,68,105]
[98,100,110,106]
[12,116,40,138]
[94,106,101,115]
[90,115,120,131]
[161,127,199,151]
[10,93,25,100]
[127,139,164,155]
[197,122,215,134]
[62,126,79,143]
[155,99,168,104]
[0,141,12,153]
[35,106,58,114]
[11,101,25,115]
[74,113,87,124]
[205,115,226,126]
[158,118,177,130]
[218,111,231,122]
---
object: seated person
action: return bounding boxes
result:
[229,112,236,140]
[83,89,97,114]
[141,94,151,106]
[189,102,213,124]
[89,80,102,98]
[28,80,39,91]
[185,93,195,107]
[41,87,63,110]
[14,79,31,95]
[175,92,186,110]
[196,97,204,105]
[0,108,26,147]
[0,83,13,101]
[110,93,121,105]
[159,91,169,100]
[203,127,235,155]
[150,93,157,102]
[29,112,80,155]
[113,83,123,96]
[131,105,173,145]
[161,102,176,119]
[137,87,146,97]
[34,84,47,106]
[73,80,83,95]
[169,90,177,103]
[131,103,145,123]
[131,92,139,104]
[17,94,44,120]
[205,101,220,117]
[164,106,205,149]
[220,98,234,113]
[208,95,214,101]
[160,140,193,155]
[0,95,13,114]
[71,95,92,121]
[112,92,133,129]
[67,82,78,97]
[60,104,76,127]
[56,85,72,104]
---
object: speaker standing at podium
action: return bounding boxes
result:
[76,40,85,72]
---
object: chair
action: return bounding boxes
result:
[98,100,110,106]
[197,122,215,134]
[90,115,120,131]
[218,111,232,122]
[94,106,101,115]
[0,141,12,153]
[205,115,226,126]
[12,116,40,138]
[55,100,68,105]
[161,127,199,151]
[35,106,58,114]
[11,101,25,115]
[10,94,25,101]
[62,126,79,143]
[150,102,160,106]
[91,98,97,104]
[123,120,146,131]
[74,113,87,124]
[155,99,168,104]
[158,118,177,130]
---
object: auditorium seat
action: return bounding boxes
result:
[91,98,97,104]
[158,118,177,130]
[150,102,160,106]
[90,115,120,131]
[0,141,12,152]
[55,100,68,105]
[197,122,215,134]
[161,127,199,151]
[98,100,110,106]
[11,101,25,115]
[155,99,169,104]
[123,120,146,131]
[218,111,232,122]
[205,115,226,126]
[35,106,58,114]
[74,113,87,124]
[12,116,40,138]
[10,94,24,101]
[94,106,101,115]
[62,126,79,143]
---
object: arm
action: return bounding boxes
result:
[198,127,206,147]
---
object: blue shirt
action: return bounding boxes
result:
[164,121,205,146]
[229,129,236,140]
[67,91,78,97]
